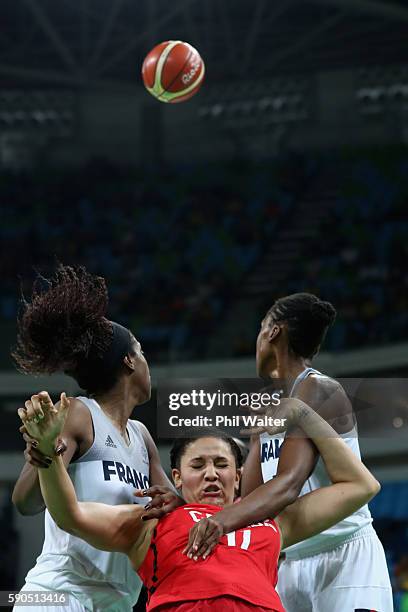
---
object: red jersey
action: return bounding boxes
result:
[138,504,285,611]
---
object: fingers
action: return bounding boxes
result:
[38,391,56,413]
[59,392,70,414]
[183,524,199,556]
[24,445,52,468]
[142,502,176,521]
[18,407,27,423]
[193,528,220,560]
[22,396,45,423]
[18,393,47,425]
[183,518,224,561]
[134,485,170,499]
[22,432,38,446]
[183,520,211,559]
[55,438,67,455]
[136,487,181,520]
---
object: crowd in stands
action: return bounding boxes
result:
[286,149,408,352]
[0,157,296,363]
[1,148,407,364]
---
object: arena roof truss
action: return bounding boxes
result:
[0,0,408,90]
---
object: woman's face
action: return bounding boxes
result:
[172,437,240,507]
[128,335,151,404]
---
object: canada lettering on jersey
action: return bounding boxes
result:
[186,508,278,532]
[261,438,283,463]
[103,460,149,489]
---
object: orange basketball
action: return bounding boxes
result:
[142,41,205,103]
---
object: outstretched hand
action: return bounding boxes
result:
[134,486,184,521]
[17,392,71,457]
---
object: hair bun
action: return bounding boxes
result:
[310,300,336,326]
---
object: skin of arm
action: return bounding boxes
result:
[12,398,92,515]
[185,378,360,559]
[239,436,262,497]
[214,433,318,534]
[18,393,157,570]
[238,376,352,510]
[276,402,380,549]
[37,455,157,569]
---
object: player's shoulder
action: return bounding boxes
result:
[129,419,151,446]
[129,418,145,431]
[296,371,347,402]
[63,396,93,437]
[295,371,353,430]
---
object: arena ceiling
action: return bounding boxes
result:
[1,0,408,90]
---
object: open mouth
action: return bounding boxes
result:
[201,485,223,498]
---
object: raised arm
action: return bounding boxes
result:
[276,400,380,549]
[18,392,156,568]
[12,397,91,515]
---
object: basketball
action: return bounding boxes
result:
[142,40,205,103]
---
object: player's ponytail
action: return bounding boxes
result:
[268,292,336,358]
[12,264,131,394]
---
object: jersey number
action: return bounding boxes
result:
[226,530,251,550]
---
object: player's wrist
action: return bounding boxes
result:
[213,511,230,536]
[36,438,59,459]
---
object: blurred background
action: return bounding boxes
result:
[0,0,408,609]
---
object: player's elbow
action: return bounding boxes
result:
[355,475,381,507]
[12,492,44,516]
[364,476,381,500]
[52,507,83,536]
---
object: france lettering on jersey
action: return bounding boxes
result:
[260,368,373,559]
[138,504,285,612]
[25,396,150,612]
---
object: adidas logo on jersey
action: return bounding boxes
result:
[105,435,117,448]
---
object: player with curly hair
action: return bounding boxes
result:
[12,264,181,612]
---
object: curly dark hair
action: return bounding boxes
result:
[12,264,120,394]
[267,292,336,359]
[170,429,243,471]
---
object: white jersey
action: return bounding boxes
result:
[260,368,373,559]
[25,396,150,611]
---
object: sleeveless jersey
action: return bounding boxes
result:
[260,368,373,559]
[25,396,150,611]
[138,504,284,612]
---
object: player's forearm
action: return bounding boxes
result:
[215,472,300,534]
[12,464,45,515]
[38,456,81,533]
[297,405,380,495]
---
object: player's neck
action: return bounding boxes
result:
[93,382,136,437]
[268,351,308,395]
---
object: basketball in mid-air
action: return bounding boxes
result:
[142,41,205,103]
